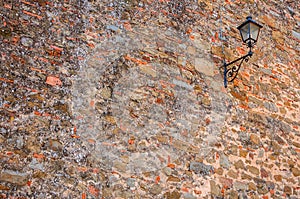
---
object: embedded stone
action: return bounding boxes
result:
[241,172,252,180]
[228,145,238,156]
[106,25,119,32]
[292,141,300,148]
[239,149,248,158]
[149,184,163,195]
[128,144,136,152]
[164,190,181,199]
[100,87,112,99]
[268,154,278,160]
[183,193,196,199]
[32,171,48,179]
[250,134,260,145]
[190,162,214,176]
[156,135,169,144]
[195,57,214,76]
[187,145,201,154]
[105,115,117,124]
[126,178,136,188]
[139,65,157,77]
[259,67,272,76]
[193,85,202,94]
[227,170,238,179]
[163,167,172,176]
[274,175,282,182]
[167,176,180,182]
[228,190,238,199]
[0,184,10,190]
[233,181,248,190]
[0,27,11,38]
[260,168,269,178]
[272,31,284,44]
[201,96,211,107]
[234,160,245,170]
[291,167,300,177]
[48,139,63,151]
[46,76,63,87]
[219,177,233,188]
[211,46,234,60]
[266,181,275,190]
[113,161,127,172]
[263,101,278,112]
[187,46,196,55]
[29,158,44,171]
[257,187,268,195]
[102,187,113,198]
[247,166,259,175]
[173,79,193,90]
[261,15,276,28]
[292,30,300,40]
[272,141,281,152]
[248,112,267,124]
[53,102,69,113]
[21,37,34,47]
[248,182,257,191]
[284,186,292,195]
[210,180,221,197]
[0,170,29,186]
[230,90,247,101]
[117,189,134,198]
[219,154,231,169]
[215,167,223,175]
[173,139,190,151]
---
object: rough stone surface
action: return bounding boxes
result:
[183,193,197,199]
[248,166,260,176]
[284,186,293,195]
[195,57,214,76]
[210,180,221,197]
[20,37,33,47]
[292,30,300,40]
[291,167,300,177]
[250,133,260,145]
[0,0,299,198]
[190,162,214,176]
[219,177,233,188]
[0,170,29,186]
[220,154,231,169]
[165,190,181,199]
[149,184,163,195]
[233,181,248,191]
[234,160,245,170]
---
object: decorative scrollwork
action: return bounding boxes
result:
[223,52,252,86]
[245,56,250,62]
[226,57,245,82]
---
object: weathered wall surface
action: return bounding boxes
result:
[0,0,299,198]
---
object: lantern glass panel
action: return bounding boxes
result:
[239,21,261,44]
[239,23,250,43]
[249,22,260,41]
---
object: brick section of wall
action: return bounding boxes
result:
[0,0,299,198]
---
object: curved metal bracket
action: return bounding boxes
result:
[223,51,253,88]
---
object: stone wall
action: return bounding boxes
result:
[0,0,299,198]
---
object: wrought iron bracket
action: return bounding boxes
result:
[223,50,253,88]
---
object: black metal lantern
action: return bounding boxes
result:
[237,16,263,49]
[223,16,263,88]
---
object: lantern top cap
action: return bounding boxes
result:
[237,16,263,30]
